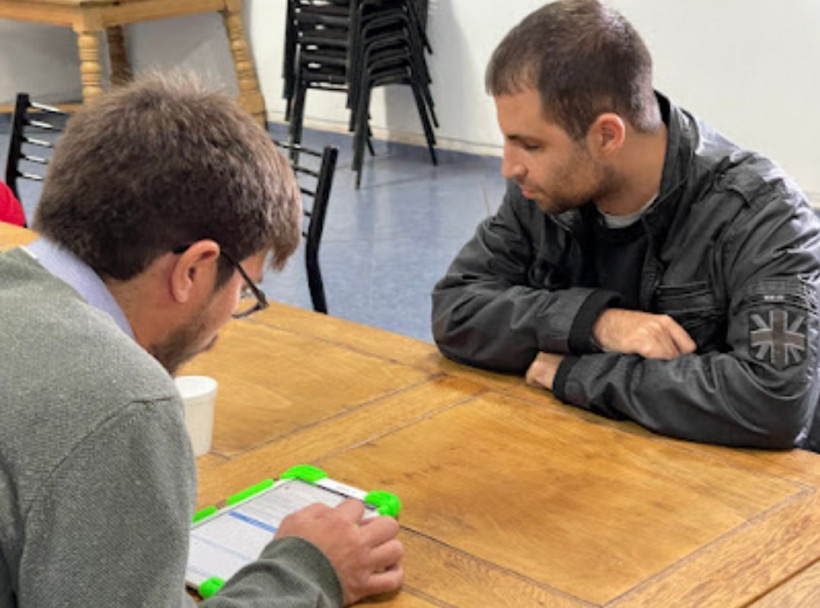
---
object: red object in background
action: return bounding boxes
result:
[0,181,25,227]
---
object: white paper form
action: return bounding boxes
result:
[186,478,373,588]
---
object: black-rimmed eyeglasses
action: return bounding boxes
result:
[172,244,268,319]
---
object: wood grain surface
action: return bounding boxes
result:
[180,305,820,607]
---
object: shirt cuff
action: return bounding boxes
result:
[568,290,621,353]
[552,355,580,402]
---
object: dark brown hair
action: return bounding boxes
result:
[34,72,301,286]
[486,0,661,139]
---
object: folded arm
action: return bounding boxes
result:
[432,189,619,372]
[544,197,820,449]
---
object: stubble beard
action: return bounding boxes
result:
[536,163,619,216]
[150,304,214,376]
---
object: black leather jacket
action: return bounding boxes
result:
[432,94,820,450]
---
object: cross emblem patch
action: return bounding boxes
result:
[749,309,807,370]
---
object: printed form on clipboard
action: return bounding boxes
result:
[185,464,402,599]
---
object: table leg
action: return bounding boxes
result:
[75,29,104,102]
[106,25,133,86]
[221,1,267,128]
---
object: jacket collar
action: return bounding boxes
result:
[640,92,696,237]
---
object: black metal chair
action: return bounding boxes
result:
[348,11,437,187]
[282,0,435,184]
[274,140,338,314]
[4,93,68,224]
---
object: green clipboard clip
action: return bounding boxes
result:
[279,464,328,483]
[364,490,402,517]
[198,576,225,598]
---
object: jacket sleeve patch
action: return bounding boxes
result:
[749,308,807,370]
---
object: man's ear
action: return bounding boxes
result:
[587,113,626,159]
[169,240,221,304]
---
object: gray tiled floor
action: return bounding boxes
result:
[1,116,503,343]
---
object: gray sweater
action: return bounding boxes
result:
[0,249,342,607]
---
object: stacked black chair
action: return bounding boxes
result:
[282,0,436,187]
[4,93,68,223]
[284,0,350,150]
[274,140,339,314]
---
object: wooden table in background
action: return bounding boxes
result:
[0,0,266,126]
[0,222,35,249]
[4,221,820,606]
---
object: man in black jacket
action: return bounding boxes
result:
[432,0,820,450]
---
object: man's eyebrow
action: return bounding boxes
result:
[506,134,538,144]
[505,133,529,143]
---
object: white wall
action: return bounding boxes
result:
[1,0,818,197]
[612,0,820,202]
[0,20,81,102]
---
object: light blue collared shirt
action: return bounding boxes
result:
[24,238,135,339]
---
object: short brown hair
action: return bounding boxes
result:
[486,0,661,139]
[34,72,301,285]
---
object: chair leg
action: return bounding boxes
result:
[306,249,328,314]
[353,81,373,189]
[410,80,437,166]
[289,82,307,163]
[414,81,439,129]
[366,123,376,157]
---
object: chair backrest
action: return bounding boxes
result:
[4,93,68,221]
[274,140,338,314]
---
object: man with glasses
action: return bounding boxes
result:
[0,74,403,606]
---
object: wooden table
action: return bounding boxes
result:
[3,221,820,606]
[0,221,35,249]
[179,308,820,607]
[0,0,267,126]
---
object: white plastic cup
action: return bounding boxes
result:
[174,375,218,456]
